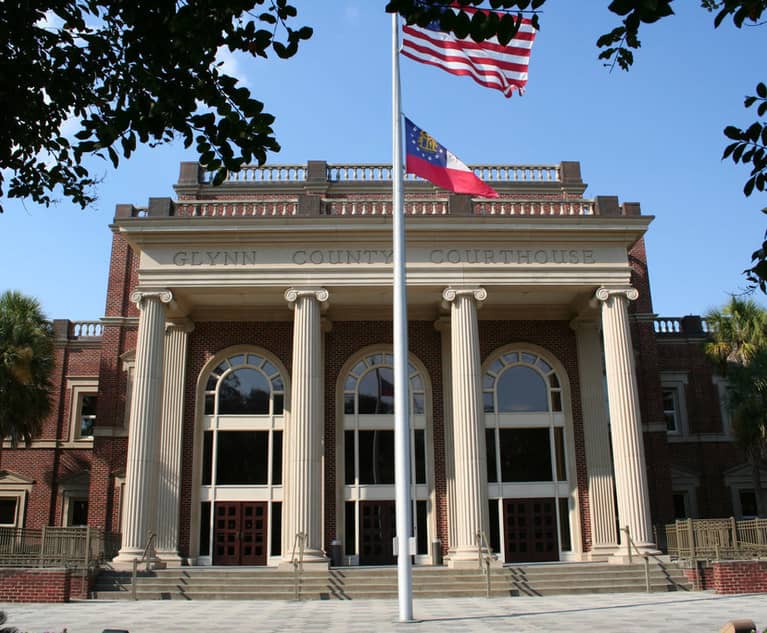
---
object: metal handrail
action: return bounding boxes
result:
[291,532,307,601]
[476,530,493,598]
[131,531,157,601]
[621,525,651,593]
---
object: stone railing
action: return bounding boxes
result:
[654,316,709,337]
[474,199,594,216]
[70,321,103,338]
[204,162,563,185]
[666,518,767,561]
[202,165,307,183]
[323,197,449,216]
[175,199,300,217]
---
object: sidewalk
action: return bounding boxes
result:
[2,592,766,633]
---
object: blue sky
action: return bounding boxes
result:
[1,1,765,320]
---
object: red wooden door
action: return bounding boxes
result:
[213,501,268,565]
[503,498,558,563]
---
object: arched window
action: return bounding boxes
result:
[343,353,425,415]
[483,351,562,413]
[204,353,285,415]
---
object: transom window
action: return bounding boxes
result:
[343,353,425,415]
[483,352,562,413]
[204,353,285,415]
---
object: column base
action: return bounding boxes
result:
[445,547,500,569]
[156,550,185,568]
[609,543,661,564]
[587,543,619,561]
[278,549,329,570]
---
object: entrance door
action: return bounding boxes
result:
[503,498,558,563]
[213,501,268,565]
[359,501,396,565]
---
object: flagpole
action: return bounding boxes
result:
[392,11,414,623]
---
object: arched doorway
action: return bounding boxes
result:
[193,348,288,566]
[482,346,578,563]
[338,349,434,565]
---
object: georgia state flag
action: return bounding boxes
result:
[404,117,498,198]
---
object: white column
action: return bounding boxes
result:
[571,318,618,559]
[282,287,329,566]
[155,318,193,565]
[115,289,172,563]
[442,287,489,567]
[596,287,657,557]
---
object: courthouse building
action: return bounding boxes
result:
[0,160,753,568]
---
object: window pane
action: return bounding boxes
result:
[551,391,562,412]
[358,368,395,414]
[548,374,560,389]
[672,493,689,519]
[344,394,355,415]
[0,499,16,525]
[483,374,495,389]
[521,353,537,365]
[229,354,246,367]
[345,431,355,485]
[358,430,395,484]
[497,366,549,412]
[247,354,262,367]
[204,394,215,415]
[271,502,282,556]
[352,361,367,377]
[490,359,504,375]
[416,500,428,555]
[199,502,211,557]
[216,431,268,484]
[502,352,518,364]
[262,361,277,377]
[81,395,98,416]
[740,490,758,517]
[273,393,284,415]
[271,376,284,391]
[486,429,498,483]
[80,415,95,437]
[535,358,552,374]
[272,431,283,485]
[483,392,494,413]
[488,499,500,553]
[554,427,566,481]
[218,368,270,414]
[206,376,218,391]
[499,428,552,482]
[70,499,88,526]
[345,502,356,555]
[414,430,426,485]
[202,431,213,485]
[410,374,423,392]
[412,394,424,415]
[558,498,571,551]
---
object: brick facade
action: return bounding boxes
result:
[684,561,767,594]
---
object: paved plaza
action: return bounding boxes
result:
[1,592,767,633]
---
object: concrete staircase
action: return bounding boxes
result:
[91,561,692,601]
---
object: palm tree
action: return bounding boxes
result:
[705,297,767,516]
[0,290,54,445]
[705,298,767,373]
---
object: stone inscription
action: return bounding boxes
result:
[170,248,596,266]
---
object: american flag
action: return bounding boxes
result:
[401,5,537,98]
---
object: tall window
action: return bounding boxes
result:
[483,348,572,559]
[198,350,286,563]
[342,351,431,561]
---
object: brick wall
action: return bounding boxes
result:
[684,561,767,594]
[0,568,72,602]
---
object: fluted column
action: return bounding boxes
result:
[596,287,657,557]
[442,287,489,566]
[571,318,618,559]
[155,318,194,564]
[282,287,329,566]
[115,289,172,563]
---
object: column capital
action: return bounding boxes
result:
[442,286,487,307]
[594,286,638,303]
[569,317,601,334]
[433,316,451,333]
[130,289,173,307]
[165,318,194,334]
[284,287,329,310]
